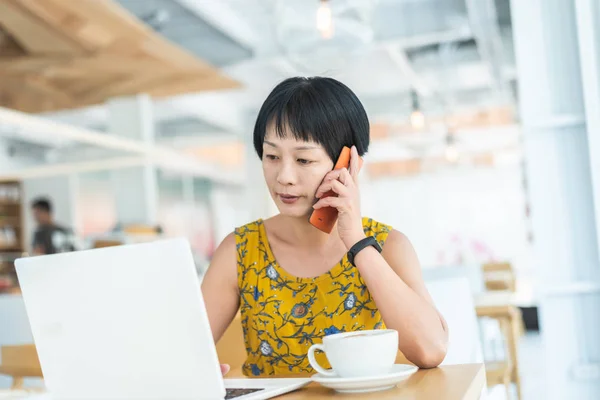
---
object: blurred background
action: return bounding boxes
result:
[0,0,599,399]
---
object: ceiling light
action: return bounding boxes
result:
[444,130,459,163]
[275,0,374,73]
[316,0,333,39]
[410,110,426,130]
[409,90,426,130]
[444,145,459,163]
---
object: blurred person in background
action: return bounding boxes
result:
[202,77,448,377]
[31,197,77,255]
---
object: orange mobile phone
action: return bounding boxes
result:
[309,146,363,233]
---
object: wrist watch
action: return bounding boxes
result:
[347,236,382,266]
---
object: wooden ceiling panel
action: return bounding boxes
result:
[0,0,83,54]
[62,54,168,75]
[0,30,25,57]
[17,0,115,51]
[61,74,131,97]
[0,0,240,113]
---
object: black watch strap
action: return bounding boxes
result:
[347,236,382,266]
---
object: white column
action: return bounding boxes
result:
[182,175,195,205]
[209,183,243,244]
[576,0,600,255]
[107,95,158,225]
[511,0,600,398]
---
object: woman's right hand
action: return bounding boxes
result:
[220,364,231,376]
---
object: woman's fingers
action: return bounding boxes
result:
[321,167,353,187]
[220,364,230,376]
[313,195,344,210]
[315,178,348,198]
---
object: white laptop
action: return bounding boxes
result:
[15,238,310,400]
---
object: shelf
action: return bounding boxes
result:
[0,247,23,252]
[0,181,23,291]
[0,202,20,206]
[0,218,21,225]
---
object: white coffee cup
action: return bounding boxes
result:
[307,329,398,378]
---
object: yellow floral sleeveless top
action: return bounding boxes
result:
[235,217,392,376]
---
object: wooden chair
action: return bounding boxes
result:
[476,300,523,400]
[92,239,123,249]
[482,262,516,292]
[122,225,162,235]
[0,344,43,389]
[482,262,525,341]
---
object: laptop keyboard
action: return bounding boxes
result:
[225,388,264,399]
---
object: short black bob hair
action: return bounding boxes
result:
[253,77,370,163]
[31,197,52,213]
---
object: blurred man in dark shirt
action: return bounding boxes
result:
[31,198,76,255]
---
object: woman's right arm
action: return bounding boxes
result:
[201,232,240,344]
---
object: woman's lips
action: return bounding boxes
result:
[278,194,300,204]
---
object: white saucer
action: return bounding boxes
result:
[311,364,419,394]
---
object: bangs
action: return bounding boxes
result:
[268,81,341,148]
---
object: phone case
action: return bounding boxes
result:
[309,146,363,233]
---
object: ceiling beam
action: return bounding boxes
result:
[154,94,245,134]
[40,94,244,139]
[465,0,508,97]
[229,26,474,68]
[225,26,474,90]
[174,0,259,51]
[0,105,146,151]
[0,156,145,180]
[39,105,107,128]
[393,26,473,50]
[160,134,240,149]
[0,154,242,184]
[0,106,242,184]
[384,44,433,98]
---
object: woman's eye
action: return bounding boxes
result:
[297,159,312,165]
[265,154,279,160]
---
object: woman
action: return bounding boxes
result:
[202,77,448,377]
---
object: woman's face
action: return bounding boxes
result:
[262,127,334,218]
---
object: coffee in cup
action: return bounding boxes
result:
[307,329,398,378]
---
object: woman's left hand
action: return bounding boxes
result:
[313,145,366,250]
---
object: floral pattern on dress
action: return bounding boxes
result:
[235,217,392,376]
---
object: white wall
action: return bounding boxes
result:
[361,164,534,301]
[361,165,529,265]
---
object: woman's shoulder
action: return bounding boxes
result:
[211,219,264,259]
[361,217,393,245]
[232,218,268,259]
[234,218,264,234]
[359,218,415,260]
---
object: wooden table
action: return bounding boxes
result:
[0,343,485,399]
[0,345,42,389]
[229,364,485,400]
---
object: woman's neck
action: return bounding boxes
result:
[271,213,339,249]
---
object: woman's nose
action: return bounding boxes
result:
[277,162,297,185]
